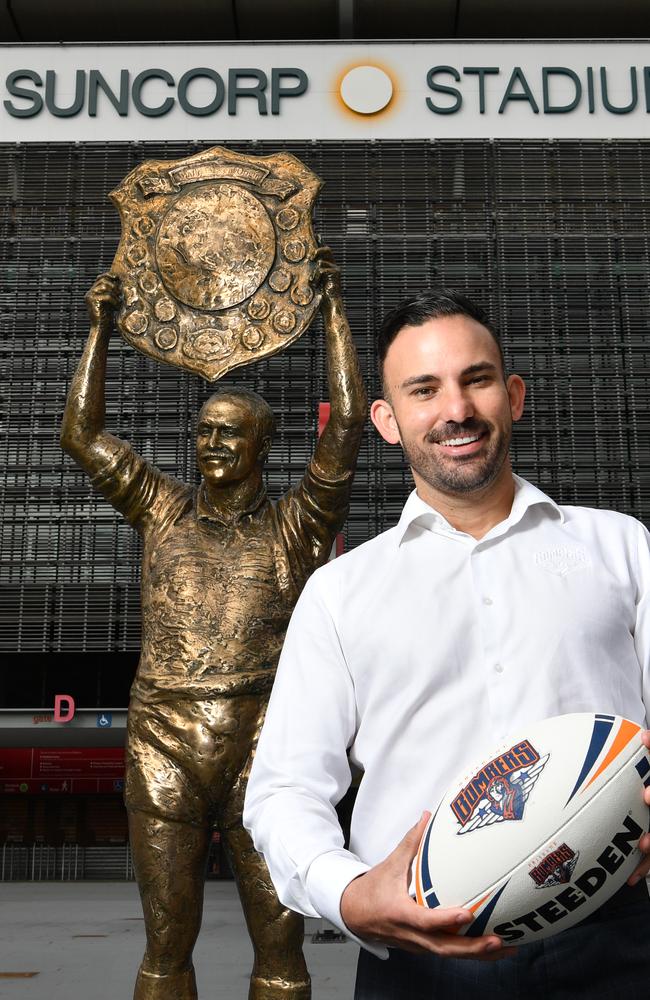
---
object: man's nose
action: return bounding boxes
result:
[440,386,475,424]
[208,428,221,448]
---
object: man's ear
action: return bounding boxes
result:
[506,374,526,423]
[370,398,401,445]
[258,436,272,462]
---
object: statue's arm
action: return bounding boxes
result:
[60,273,125,475]
[277,251,367,571]
[311,248,367,479]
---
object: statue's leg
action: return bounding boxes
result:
[126,693,284,999]
[223,820,311,1000]
[128,808,210,1000]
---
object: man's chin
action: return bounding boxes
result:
[448,466,506,494]
[418,457,502,495]
[201,470,235,487]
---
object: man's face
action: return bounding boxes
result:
[371,314,525,499]
[196,397,267,487]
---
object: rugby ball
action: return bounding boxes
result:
[415,713,650,945]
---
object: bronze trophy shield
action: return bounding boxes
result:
[109,146,323,380]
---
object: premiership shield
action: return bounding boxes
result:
[109,146,323,380]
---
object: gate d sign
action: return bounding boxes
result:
[54,694,76,722]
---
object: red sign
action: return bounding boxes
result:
[0,748,125,793]
[0,748,32,777]
[1,779,124,795]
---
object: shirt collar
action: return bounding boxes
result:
[396,474,563,545]
[196,482,268,526]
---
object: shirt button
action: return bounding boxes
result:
[494,662,504,673]
[483,597,493,606]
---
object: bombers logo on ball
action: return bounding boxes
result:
[450,740,550,835]
[109,145,323,380]
[494,814,643,942]
[528,843,580,889]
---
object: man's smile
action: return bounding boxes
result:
[425,421,490,458]
[435,432,487,456]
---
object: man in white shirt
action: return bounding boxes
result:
[244,291,650,998]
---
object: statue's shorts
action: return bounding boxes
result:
[125,693,268,828]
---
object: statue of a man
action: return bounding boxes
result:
[60,252,366,1000]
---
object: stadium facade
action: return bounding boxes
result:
[2,4,650,877]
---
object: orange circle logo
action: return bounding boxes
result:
[337,64,397,117]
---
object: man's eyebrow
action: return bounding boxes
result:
[198,419,235,429]
[399,362,498,390]
[461,362,498,376]
[400,373,440,389]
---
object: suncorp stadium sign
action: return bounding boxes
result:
[4,66,308,118]
[2,41,649,141]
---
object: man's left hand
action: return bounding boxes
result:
[628,729,650,886]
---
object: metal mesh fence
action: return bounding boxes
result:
[2,139,650,653]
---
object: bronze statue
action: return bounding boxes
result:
[60,242,366,999]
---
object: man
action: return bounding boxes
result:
[244,290,650,999]
[60,252,366,1000]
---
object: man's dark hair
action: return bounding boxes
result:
[377,290,504,382]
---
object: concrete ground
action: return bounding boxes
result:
[0,882,358,1000]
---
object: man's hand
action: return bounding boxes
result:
[340,813,514,960]
[311,245,343,316]
[628,729,650,886]
[86,272,121,332]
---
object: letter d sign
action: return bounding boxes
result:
[54,694,75,723]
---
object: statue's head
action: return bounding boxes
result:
[196,389,275,488]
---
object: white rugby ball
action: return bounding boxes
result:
[415,713,650,945]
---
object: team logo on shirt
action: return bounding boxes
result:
[450,740,549,835]
[533,545,590,577]
[528,843,579,889]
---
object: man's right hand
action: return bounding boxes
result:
[340,812,514,960]
[86,272,121,331]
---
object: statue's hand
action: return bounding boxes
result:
[312,245,343,315]
[86,273,121,331]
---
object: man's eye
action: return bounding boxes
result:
[469,376,489,385]
[413,386,435,397]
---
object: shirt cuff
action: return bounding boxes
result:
[305,850,389,959]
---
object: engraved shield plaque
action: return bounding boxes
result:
[109,146,323,380]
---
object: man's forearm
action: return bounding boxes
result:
[60,321,109,457]
[60,274,121,466]
[312,287,367,478]
[322,293,367,432]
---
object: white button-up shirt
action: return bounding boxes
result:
[244,476,650,949]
